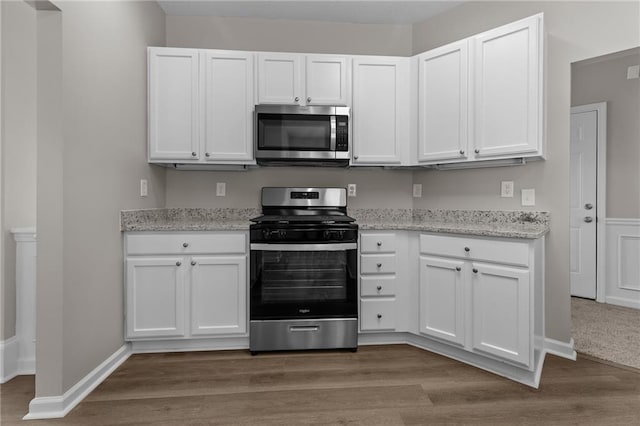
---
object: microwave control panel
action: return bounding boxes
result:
[336,116,349,152]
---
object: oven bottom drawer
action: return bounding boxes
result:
[250,318,358,352]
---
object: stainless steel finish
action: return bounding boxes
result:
[585,203,593,210]
[190,260,196,266]
[329,115,337,151]
[251,243,357,251]
[176,261,182,266]
[255,104,350,116]
[377,314,382,319]
[257,150,341,160]
[584,216,594,223]
[456,266,461,271]
[261,187,347,207]
[183,242,189,247]
[250,318,358,352]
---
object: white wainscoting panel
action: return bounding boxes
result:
[0,336,19,383]
[605,219,640,309]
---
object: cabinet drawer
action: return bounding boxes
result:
[360,254,397,274]
[126,233,246,255]
[360,233,397,253]
[360,299,396,331]
[361,276,396,297]
[420,234,529,267]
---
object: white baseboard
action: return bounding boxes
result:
[1,336,19,383]
[131,336,249,353]
[24,344,132,420]
[605,296,640,310]
[544,337,577,360]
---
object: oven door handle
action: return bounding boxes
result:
[250,243,357,251]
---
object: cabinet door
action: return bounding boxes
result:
[190,256,247,336]
[419,256,465,346]
[257,53,303,104]
[418,40,469,163]
[126,257,185,339]
[471,262,531,366]
[202,51,254,161]
[148,47,200,161]
[305,55,349,106]
[472,14,542,158]
[352,57,408,165]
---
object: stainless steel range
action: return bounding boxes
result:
[249,187,358,354]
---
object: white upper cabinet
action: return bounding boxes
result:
[472,14,543,158]
[202,50,254,161]
[257,53,349,106]
[148,47,255,165]
[148,48,200,161]
[417,40,470,163]
[352,57,409,165]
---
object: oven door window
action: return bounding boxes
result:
[257,114,332,151]
[251,248,357,320]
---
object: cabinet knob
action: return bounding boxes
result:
[191,260,196,266]
[474,148,480,154]
[377,241,382,247]
[472,268,478,274]
[377,263,382,268]
[183,242,189,248]
[459,150,464,155]
[294,96,300,102]
[456,266,461,272]
[354,155,359,160]
[191,152,197,157]
[377,285,382,291]
[176,261,182,267]
[307,97,311,103]
[205,152,210,157]
[377,314,382,319]
[464,247,470,252]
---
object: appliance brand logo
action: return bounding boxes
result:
[299,308,311,314]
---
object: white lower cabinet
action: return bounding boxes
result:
[125,232,248,341]
[419,234,534,368]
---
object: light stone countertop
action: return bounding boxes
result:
[121,208,549,239]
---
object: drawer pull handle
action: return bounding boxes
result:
[472,268,478,274]
[176,261,182,267]
[376,263,382,268]
[464,247,470,252]
[191,260,197,266]
[455,266,461,272]
[377,314,382,319]
[377,285,382,291]
[183,242,189,248]
[377,241,382,247]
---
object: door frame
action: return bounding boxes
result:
[570,102,607,302]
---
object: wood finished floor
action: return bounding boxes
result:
[1,345,639,425]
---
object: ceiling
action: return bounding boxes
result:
[157,1,463,25]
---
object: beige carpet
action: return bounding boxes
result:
[571,297,640,369]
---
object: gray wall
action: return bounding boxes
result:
[164,15,415,210]
[411,1,640,342]
[1,0,38,341]
[34,0,167,397]
[572,48,640,218]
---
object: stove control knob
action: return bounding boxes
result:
[278,230,287,239]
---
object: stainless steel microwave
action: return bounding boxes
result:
[254,105,350,166]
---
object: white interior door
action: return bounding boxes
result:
[570,110,598,299]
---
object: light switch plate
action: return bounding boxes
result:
[140,179,148,197]
[627,65,639,80]
[413,184,422,198]
[521,188,535,206]
[216,182,226,197]
[347,184,357,197]
[501,181,514,198]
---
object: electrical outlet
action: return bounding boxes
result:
[413,184,422,198]
[347,184,357,197]
[627,65,639,80]
[140,179,148,197]
[501,181,514,198]
[521,188,535,206]
[216,182,226,197]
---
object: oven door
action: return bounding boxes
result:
[250,243,357,320]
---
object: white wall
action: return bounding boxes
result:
[1,0,38,341]
[411,1,640,342]
[32,0,167,397]
[572,48,640,219]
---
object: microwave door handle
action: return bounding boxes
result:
[330,115,337,152]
